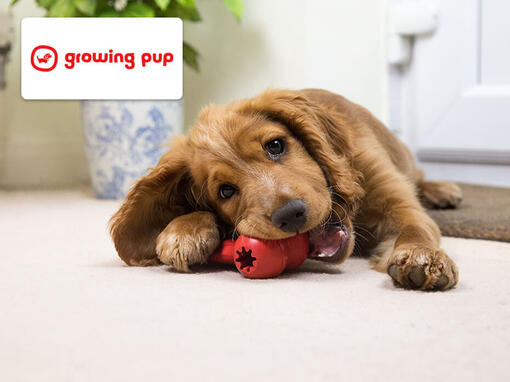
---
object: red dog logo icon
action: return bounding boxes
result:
[37,53,52,64]
[31,45,58,72]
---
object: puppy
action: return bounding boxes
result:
[110,89,461,290]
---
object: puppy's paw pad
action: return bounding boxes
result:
[387,246,458,290]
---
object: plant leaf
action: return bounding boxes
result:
[48,0,77,16]
[99,9,119,17]
[183,41,199,71]
[165,1,201,22]
[73,0,96,16]
[222,0,242,21]
[10,0,20,6]
[176,0,195,7]
[154,0,171,12]
[36,0,57,9]
[121,3,156,17]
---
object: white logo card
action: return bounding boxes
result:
[21,18,183,100]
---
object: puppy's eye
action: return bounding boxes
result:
[218,184,237,200]
[264,138,285,157]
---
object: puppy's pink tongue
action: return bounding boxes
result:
[308,225,348,261]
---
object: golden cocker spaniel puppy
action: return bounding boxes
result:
[110,89,462,290]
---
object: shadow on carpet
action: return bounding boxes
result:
[427,183,510,242]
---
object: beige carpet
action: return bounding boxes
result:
[1,189,510,382]
[428,183,510,242]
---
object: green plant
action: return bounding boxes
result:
[10,0,243,70]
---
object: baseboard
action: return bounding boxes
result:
[417,148,510,165]
[419,161,510,188]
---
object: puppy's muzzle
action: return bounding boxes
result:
[271,198,307,233]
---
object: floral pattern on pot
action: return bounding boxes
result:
[82,100,182,199]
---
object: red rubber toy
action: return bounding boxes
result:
[209,233,309,279]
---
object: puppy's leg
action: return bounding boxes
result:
[368,175,459,290]
[418,180,463,209]
[156,211,220,272]
[414,169,462,209]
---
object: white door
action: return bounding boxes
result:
[390,0,510,186]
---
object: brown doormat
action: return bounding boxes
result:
[427,183,510,242]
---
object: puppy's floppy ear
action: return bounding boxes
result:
[109,136,195,266]
[236,89,364,212]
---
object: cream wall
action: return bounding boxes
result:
[0,1,87,189]
[184,0,388,128]
[0,0,387,189]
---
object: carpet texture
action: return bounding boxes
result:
[1,189,509,382]
[428,183,510,242]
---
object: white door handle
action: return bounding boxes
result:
[388,1,439,65]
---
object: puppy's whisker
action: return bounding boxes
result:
[328,188,349,206]
[353,225,376,240]
[330,200,347,223]
[353,231,370,243]
[320,201,344,226]
[324,208,334,227]
[328,209,343,225]
[232,215,244,241]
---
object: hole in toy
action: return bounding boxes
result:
[235,247,256,270]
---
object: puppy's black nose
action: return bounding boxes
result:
[271,199,307,233]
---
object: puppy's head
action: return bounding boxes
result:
[189,112,329,238]
[188,89,362,262]
[111,89,363,266]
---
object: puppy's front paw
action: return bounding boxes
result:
[156,212,220,272]
[387,246,458,290]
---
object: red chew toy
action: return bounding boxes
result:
[209,233,309,279]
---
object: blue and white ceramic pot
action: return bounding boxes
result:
[81,100,183,199]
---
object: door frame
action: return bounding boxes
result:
[388,0,510,165]
[387,0,510,187]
